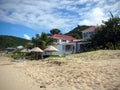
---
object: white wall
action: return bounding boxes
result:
[82,30,94,40]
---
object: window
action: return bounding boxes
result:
[62,40,66,42]
[65,45,72,51]
[89,31,93,36]
[83,32,88,38]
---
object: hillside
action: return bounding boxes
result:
[0,35,29,50]
[65,25,89,39]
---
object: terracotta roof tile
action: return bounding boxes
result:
[51,34,76,40]
[82,26,97,32]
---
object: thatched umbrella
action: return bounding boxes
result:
[31,47,43,59]
[44,46,58,55]
[21,49,30,59]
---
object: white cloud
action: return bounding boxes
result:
[79,0,120,25]
[24,34,30,40]
[0,0,119,33]
[79,7,107,25]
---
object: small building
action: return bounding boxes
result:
[4,47,16,52]
[51,34,76,56]
[73,39,90,53]
[17,45,24,49]
[74,26,97,53]
[81,26,97,40]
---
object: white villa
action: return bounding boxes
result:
[46,26,97,56]
[82,26,97,40]
[51,34,76,56]
[74,26,97,53]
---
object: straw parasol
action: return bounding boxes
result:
[31,47,43,59]
[21,49,30,59]
[44,46,58,55]
[31,47,43,52]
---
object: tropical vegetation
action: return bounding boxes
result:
[0,35,29,50]
[91,13,120,50]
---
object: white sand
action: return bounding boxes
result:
[0,57,41,90]
[0,50,120,90]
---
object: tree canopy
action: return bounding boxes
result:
[50,28,61,35]
[31,33,48,49]
[91,13,120,49]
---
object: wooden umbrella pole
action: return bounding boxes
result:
[34,52,36,59]
[37,52,38,60]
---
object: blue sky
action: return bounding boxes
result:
[0,0,120,40]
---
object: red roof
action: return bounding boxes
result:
[51,34,76,40]
[82,26,97,32]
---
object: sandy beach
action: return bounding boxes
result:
[0,57,41,90]
[0,50,120,90]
